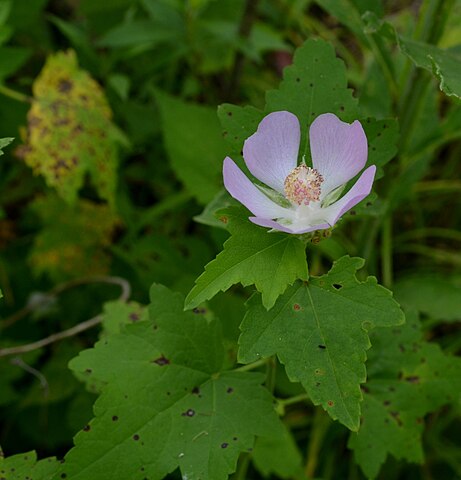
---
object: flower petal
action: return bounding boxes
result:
[320,165,376,226]
[250,217,330,234]
[243,111,300,193]
[310,113,368,197]
[223,157,293,219]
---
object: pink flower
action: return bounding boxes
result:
[223,112,376,234]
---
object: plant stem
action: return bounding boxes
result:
[0,84,31,103]
[305,408,330,478]
[381,216,393,288]
[278,393,309,407]
[265,356,277,394]
[1,275,131,330]
[0,276,131,357]
[226,0,259,100]
[234,357,269,372]
[233,453,251,480]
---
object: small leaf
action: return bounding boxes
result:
[185,207,309,310]
[239,256,404,431]
[398,36,461,99]
[0,136,13,155]
[17,50,122,205]
[348,311,461,479]
[62,284,282,480]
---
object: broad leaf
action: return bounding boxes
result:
[0,451,59,480]
[349,311,461,479]
[61,284,282,480]
[185,207,309,311]
[156,90,228,204]
[17,50,123,205]
[265,38,358,157]
[239,256,404,431]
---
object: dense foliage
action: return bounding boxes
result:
[1,1,461,479]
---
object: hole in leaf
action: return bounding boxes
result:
[332,283,342,290]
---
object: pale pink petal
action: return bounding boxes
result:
[310,113,368,197]
[320,165,376,226]
[250,217,330,234]
[223,157,293,219]
[243,111,300,193]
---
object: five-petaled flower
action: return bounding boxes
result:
[223,111,376,234]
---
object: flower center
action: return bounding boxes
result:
[284,165,323,206]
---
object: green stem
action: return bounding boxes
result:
[278,393,309,408]
[381,217,393,288]
[0,84,31,103]
[234,357,269,372]
[265,356,277,394]
[232,453,251,480]
[305,408,330,478]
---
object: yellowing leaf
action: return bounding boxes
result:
[30,195,120,280]
[18,50,121,205]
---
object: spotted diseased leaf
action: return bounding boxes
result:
[185,207,309,311]
[100,300,148,337]
[62,284,282,480]
[239,256,404,431]
[30,195,120,280]
[348,311,461,479]
[17,50,123,205]
[0,451,59,480]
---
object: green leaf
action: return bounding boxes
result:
[348,311,461,479]
[393,274,461,322]
[97,20,178,48]
[398,36,461,100]
[265,38,358,156]
[362,118,399,178]
[0,46,31,81]
[18,50,122,205]
[253,425,304,479]
[0,136,13,155]
[156,90,229,204]
[185,207,309,311]
[239,256,404,431]
[100,299,148,336]
[0,451,59,480]
[62,284,282,480]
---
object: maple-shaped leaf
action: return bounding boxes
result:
[60,284,282,480]
[29,195,120,281]
[239,256,404,431]
[17,50,124,205]
[348,311,461,479]
[0,451,59,480]
[185,207,309,311]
